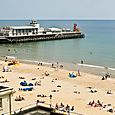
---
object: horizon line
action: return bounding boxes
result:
[0,18,115,21]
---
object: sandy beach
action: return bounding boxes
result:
[0,60,115,115]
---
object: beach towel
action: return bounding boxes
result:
[69,73,77,78]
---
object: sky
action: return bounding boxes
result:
[0,0,115,20]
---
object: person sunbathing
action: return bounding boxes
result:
[0,76,4,78]
[35,80,41,86]
[45,71,49,76]
[51,89,59,92]
[73,91,80,94]
[15,96,21,101]
[32,78,36,80]
[90,89,97,93]
[41,94,47,97]
[15,95,24,101]
[107,90,112,94]
[19,76,25,79]
[36,99,45,103]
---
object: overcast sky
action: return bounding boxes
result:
[0,0,114,20]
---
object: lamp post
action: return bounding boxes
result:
[49,95,52,108]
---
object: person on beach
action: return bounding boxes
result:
[66,104,70,110]
[102,73,111,80]
[60,103,64,107]
[71,106,75,111]
[52,63,54,68]
[45,71,49,76]
[77,69,81,76]
[60,65,63,68]
[36,100,39,106]
[81,60,84,64]
[91,100,95,106]
[38,63,40,66]
[97,100,103,107]
[55,103,59,110]
[107,90,112,94]
[66,104,70,114]
[105,73,111,79]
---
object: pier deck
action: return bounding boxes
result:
[0,32,85,43]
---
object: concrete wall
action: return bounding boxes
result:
[0,95,10,115]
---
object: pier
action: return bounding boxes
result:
[0,21,85,43]
[0,32,85,43]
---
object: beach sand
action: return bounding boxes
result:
[0,60,115,115]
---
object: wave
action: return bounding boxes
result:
[1,57,115,77]
[78,63,115,71]
[20,59,115,72]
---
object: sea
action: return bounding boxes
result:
[0,20,115,77]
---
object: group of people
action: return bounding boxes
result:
[0,76,4,78]
[88,100,115,113]
[37,94,47,98]
[19,76,25,79]
[51,63,63,68]
[38,62,43,66]
[0,79,9,83]
[88,100,103,107]
[101,73,111,80]
[55,103,75,113]
[36,99,45,104]
[15,95,24,101]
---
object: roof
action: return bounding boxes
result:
[0,86,9,90]
[11,23,40,29]
[0,86,14,96]
[11,26,38,29]
[49,27,62,31]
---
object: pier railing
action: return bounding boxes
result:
[0,32,85,43]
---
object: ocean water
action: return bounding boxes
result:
[0,20,115,76]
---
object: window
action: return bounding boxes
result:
[29,29,31,32]
[0,98,2,108]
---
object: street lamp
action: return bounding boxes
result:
[49,95,52,108]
